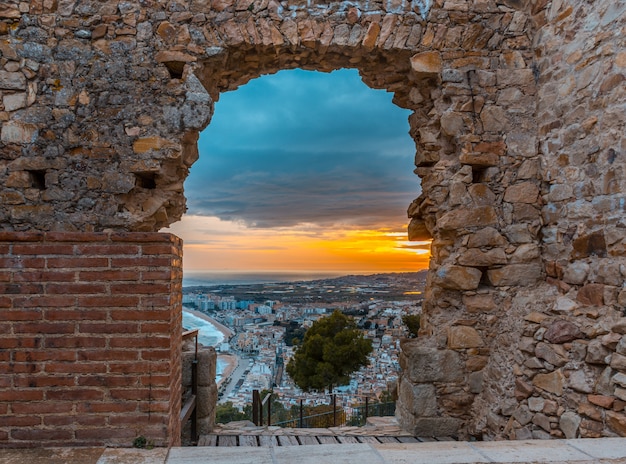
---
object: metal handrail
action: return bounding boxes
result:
[181,329,199,442]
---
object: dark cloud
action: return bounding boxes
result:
[185,69,420,229]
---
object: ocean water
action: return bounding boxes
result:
[182,308,227,382]
[182,270,364,287]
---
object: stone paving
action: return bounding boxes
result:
[3,438,626,464]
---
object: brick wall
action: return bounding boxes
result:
[0,232,183,447]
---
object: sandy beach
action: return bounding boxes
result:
[183,306,235,340]
[216,353,238,387]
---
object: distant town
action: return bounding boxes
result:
[182,271,426,416]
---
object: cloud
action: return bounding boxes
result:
[184,68,420,230]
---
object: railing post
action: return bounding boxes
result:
[191,357,198,441]
[252,389,260,426]
[365,396,369,423]
[299,399,303,428]
[267,393,272,426]
[332,394,337,427]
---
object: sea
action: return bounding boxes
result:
[182,270,368,287]
[182,308,228,383]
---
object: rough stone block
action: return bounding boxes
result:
[487,263,543,286]
[400,342,463,383]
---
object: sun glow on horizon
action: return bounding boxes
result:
[165,215,431,273]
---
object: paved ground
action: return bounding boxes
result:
[2,438,626,464]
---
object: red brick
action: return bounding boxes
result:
[78,322,138,334]
[0,430,7,441]
[77,375,138,387]
[13,295,76,308]
[109,336,170,349]
[140,350,172,361]
[0,271,11,281]
[0,416,41,427]
[142,244,177,255]
[140,322,171,333]
[14,375,75,388]
[78,295,139,307]
[0,283,44,294]
[46,257,109,268]
[110,232,175,243]
[141,270,174,281]
[140,295,174,307]
[79,270,139,282]
[0,309,43,321]
[0,390,44,401]
[110,309,170,321]
[75,244,139,255]
[45,362,107,374]
[111,257,171,267]
[75,415,107,427]
[46,389,104,401]
[12,270,76,282]
[44,232,109,242]
[139,401,171,413]
[110,388,170,401]
[45,337,106,349]
[109,414,168,426]
[13,351,76,362]
[47,283,107,294]
[77,402,137,414]
[110,283,171,295]
[43,415,75,426]
[0,337,41,349]
[12,244,74,255]
[11,429,73,441]
[75,428,135,440]
[140,374,171,387]
[0,375,11,388]
[0,296,10,308]
[46,309,107,321]
[0,257,45,268]
[13,322,75,334]
[0,404,7,415]
[3,363,42,374]
[108,361,170,375]
[77,350,138,362]
[12,402,73,414]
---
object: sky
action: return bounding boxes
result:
[165,68,430,273]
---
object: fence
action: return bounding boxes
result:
[251,390,395,428]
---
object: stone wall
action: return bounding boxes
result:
[0,0,625,444]
[0,232,183,447]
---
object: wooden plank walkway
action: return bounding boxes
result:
[197,434,456,447]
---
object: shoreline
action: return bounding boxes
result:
[216,353,238,387]
[183,306,235,340]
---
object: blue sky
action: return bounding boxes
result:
[166,68,428,272]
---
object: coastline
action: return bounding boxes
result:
[183,306,235,340]
[216,353,238,387]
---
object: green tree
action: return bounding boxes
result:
[286,310,372,392]
[215,401,248,424]
[402,314,420,338]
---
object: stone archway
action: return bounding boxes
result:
[1,0,625,447]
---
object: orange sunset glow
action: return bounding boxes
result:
[166,215,431,273]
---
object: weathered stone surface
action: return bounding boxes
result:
[410,51,442,75]
[400,342,463,383]
[586,339,611,364]
[434,265,482,291]
[398,378,437,417]
[411,417,464,437]
[544,320,583,344]
[560,411,581,439]
[487,263,542,286]
[503,182,539,204]
[569,370,593,393]
[448,326,484,349]
[438,207,498,231]
[533,370,564,395]
[611,353,626,371]
[467,227,508,248]
[562,262,590,285]
[535,342,567,367]
[577,283,605,306]
[606,411,626,437]
[463,293,496,313]
[458,248,507,266]
[612,319,626,335]
[407,217,431,241]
